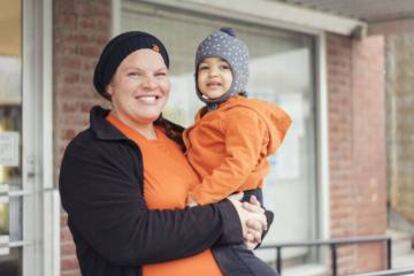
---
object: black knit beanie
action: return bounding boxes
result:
[93,31,170,100]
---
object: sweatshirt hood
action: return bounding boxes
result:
[221,96,292,155]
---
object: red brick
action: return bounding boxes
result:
[327,33,387,274]
[61,242,77,256]
[54,1,112,274]
[61,270,81,276]
[61,256,80,271]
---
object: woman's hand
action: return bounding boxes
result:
[228,195,267,249]
[243,196,267,249]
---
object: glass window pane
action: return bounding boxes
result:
[122,1,318,264]
[0,0,23,192]
[0,0,23,273]
[0,248,22,276]
[8,197,22,241]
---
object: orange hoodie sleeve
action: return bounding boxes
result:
[189,108,268,205]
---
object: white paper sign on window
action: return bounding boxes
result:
[0,57,22,105]
[0,132,19,167]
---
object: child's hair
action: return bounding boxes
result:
[195,27,250,110]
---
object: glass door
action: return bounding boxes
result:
[0,0,54,275]
[0,1,25,275]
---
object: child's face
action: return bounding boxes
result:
[197,57,233,100]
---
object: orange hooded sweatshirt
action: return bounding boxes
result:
[183,95,292,205]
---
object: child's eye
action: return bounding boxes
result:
[155,72,167,77]
[199,65,209,70]
[220,64,231,70]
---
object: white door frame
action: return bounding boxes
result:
[22,0,58,275]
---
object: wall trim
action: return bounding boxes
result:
[22,0,57,275]
[112,0,121,36]
[135,0,366,36]
[369,18,414,35]
[41,0,59,274]
[316,32,330,241]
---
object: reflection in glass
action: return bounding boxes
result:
[8,197,22,241]
[0,198,9,236]
[0,106,22,190]
[0,248,22,276]
[122,3,317,266]
[0,195,9,257]
[0,0,23,272]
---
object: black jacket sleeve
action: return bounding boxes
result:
[59,137,243,267]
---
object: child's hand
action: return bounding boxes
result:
[186,195,198,207]
[227,192,244,201]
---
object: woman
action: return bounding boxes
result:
[59,31,272,276]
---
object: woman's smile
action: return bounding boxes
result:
[134,94,162,103]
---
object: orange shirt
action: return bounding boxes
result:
[183,96,292,205]
[106,114,222,276]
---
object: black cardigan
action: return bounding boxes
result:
[59,106,243,276]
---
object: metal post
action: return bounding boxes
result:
[276,247,282,274]
[387,238,392,270]
[331,244,337,276]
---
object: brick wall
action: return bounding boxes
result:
[352,35,387,272]
[327,34,358,275]
[53,0,111,275]
[327,34,387,275]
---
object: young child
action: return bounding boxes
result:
[182,27,291,276]
[184,27,292,208]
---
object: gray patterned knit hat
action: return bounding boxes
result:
[195,27,249,109]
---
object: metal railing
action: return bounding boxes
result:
[257,235,392,276]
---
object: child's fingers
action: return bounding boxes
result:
[186,197,198,207]
[249,195,260,206]
[227,192,244,201]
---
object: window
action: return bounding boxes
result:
[122,1,318,264]
[0,0,23,274]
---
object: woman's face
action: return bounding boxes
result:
[107,49,170,126]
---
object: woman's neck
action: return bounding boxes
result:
[110,110,157,140]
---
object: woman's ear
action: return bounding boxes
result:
[106,83,114,96]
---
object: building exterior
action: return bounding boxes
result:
[386,33,414,231]
[0,0,412,275]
